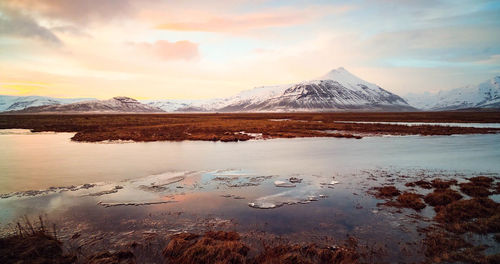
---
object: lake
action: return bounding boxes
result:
[0,129,499,262]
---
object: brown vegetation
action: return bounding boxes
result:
[423,231,500,264]
[459,176,494,197]
[162,231,359,264]
[163,231,250,264]
[405,179,433,189]
[373,186,400,198]
[253,243,359,264]
[395,192,427,210]
[0,217,138,264]
[430,179,457,189]
[459,182,492,197]
[0,217,76,264]
[0,232,74,264]
[87,250,135,264]
[369,175,499,263]
[0,112,498,142]
[424,188,462,207]
[435,198,499,234]
[469,176,494,186]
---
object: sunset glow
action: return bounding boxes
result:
[0,0,499,99]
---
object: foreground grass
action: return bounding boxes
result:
[1,224,359,264]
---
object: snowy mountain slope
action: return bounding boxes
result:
[405,76,500,110]
[142,67,413,112]
[2,67,416,113]
[0,95,95,112]
[213,67,414,112]
[12,97,164,113]
[141,99,207,112]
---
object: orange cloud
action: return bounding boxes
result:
[157,14,304,32]
[155,5,353,32]
[134,40,199,61]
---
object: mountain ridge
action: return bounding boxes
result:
[0,95,95,112]
[8,68,499,113]
[6,96,164,113]
[404,76,500,110]
[141,67,414,112]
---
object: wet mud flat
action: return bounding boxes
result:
[1,169,499,263]
[1,112,499,142]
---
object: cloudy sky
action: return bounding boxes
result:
[0,0,499,99]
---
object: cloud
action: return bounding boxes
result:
[157,13,306,32]
[475,54,500,65]
[0,5,61,44]
[134,40,200,61]
[155,5,352,32]
[3,0,139,24]
[50,25,91,38]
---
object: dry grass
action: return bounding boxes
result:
[253,243,359,264]
[435,198,499,234]
[373,186,400,198]
[459,176,494,197]
[430,179,457,189]
[163,231,250,264]
[0,216,75,264]
[405,179,433,189]
[1,112,498,142]
[424,188,463,207]
[422,231,500,264]
[395,192,427,210]
[162,231,359,264]
[87,250,135,264]
[369,175,500,263]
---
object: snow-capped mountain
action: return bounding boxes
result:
[214,67,413,112]
[405,76,500,110]
[2,68,416,113]
[12,97,164,113]
[140,99,213,112]
[0,95,94,112]
[142,67,414,112]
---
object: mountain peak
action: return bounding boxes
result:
[112,96,139,103]
[316,67,373,89]
[324,67,348,75]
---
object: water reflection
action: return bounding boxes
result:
[1,131,499,262]
[1,130,499,194]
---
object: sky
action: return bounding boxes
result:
[0,0,499,99]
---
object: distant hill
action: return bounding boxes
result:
[404,76,500,110]
[10,69,500,113]
[0,95,94,112]
[10,97,164,113]
[143,67,415,112]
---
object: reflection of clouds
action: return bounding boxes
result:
[249,181,329,209]
[45,194,64,211]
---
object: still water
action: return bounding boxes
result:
[1,129,499,194]
[0,129,499,262]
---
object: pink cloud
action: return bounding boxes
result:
[135,40,199,61]
[155,5,353,33]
